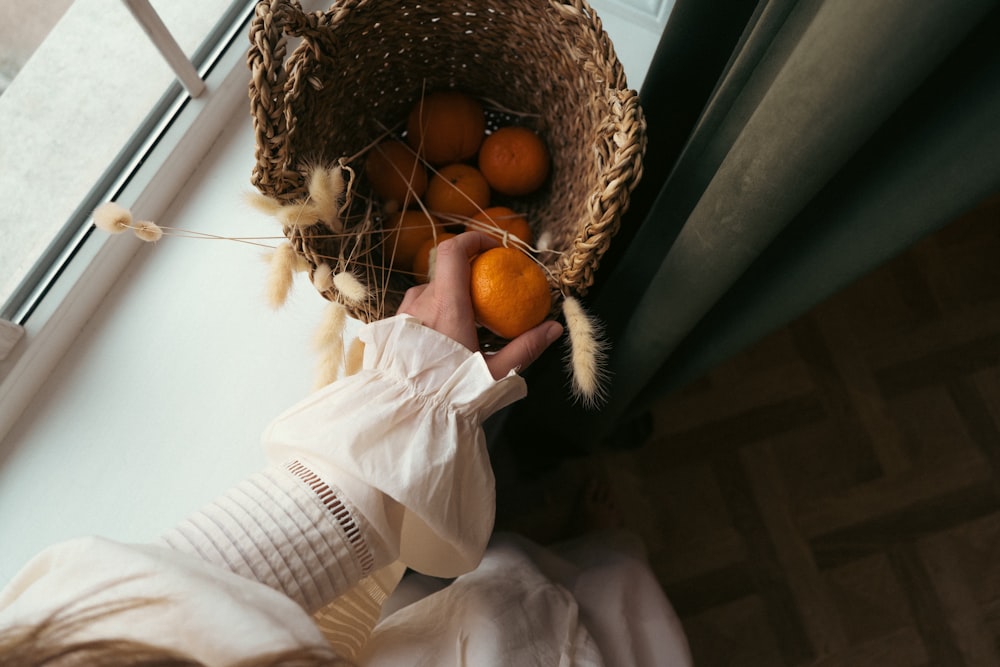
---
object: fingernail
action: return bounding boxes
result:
[546,321,564,344]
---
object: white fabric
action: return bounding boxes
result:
[0,537,337,666]
[263,314,526,578]
[523,531,693,667]
[158,466,375,614]
[366,531,692,667]
[0,314,692,665]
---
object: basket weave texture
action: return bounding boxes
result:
[248,0,646,325]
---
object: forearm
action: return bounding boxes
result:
[157,461,393,614]
[160,314,525,611]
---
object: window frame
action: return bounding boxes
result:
[1,0,256,326]
[0,1,261,443]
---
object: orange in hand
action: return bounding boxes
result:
[382,209,444,272]
[364,140,427,206]
[412,232,457,283]
[426,164,491,220]
[467,206,533,245]
[478,126,551,196]
[406,90,486,165]
[470,246,551,339]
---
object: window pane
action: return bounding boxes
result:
[0,1,75,95]
[0,0,244,318]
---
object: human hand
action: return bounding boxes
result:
[397,231,563,380]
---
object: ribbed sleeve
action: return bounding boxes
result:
[159,462,377,614]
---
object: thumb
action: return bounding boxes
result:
[486,320,564,380]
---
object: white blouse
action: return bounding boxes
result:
[0,315,691,666]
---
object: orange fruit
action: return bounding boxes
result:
[470,246,551,339]
[467,206,534,245]
[364,140,427,205]
[477,126,551,196]
[412,232,456,283]
[426,164,491,220]
[382,209,443,271]
[406,90,486,165]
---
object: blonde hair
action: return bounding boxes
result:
[0,596,345,666]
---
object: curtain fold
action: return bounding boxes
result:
[637,16,1000,409]
[503,0,1000,460]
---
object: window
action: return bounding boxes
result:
[0,0,272,441]
[0,0,250,323]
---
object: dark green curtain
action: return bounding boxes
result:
[503,0,1000,462]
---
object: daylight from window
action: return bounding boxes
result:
[0,0,239,318]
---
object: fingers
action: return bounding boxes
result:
[396,231,562,378]
[398,283,427,314]
[486,320,564,380]
[432,231,499,297]
[397,231,500,349]
[444,230,501,258]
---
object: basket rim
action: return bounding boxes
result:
[247,0,647,319]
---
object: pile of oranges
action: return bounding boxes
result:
[364,90,553,340]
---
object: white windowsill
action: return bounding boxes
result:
[0,109,335,584]
[0,3,254,445]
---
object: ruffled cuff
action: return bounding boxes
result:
[262,315,526,577]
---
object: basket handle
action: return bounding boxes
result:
[560,88,646,295]
[247,0,326,198]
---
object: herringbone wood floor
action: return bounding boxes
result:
[495,193,1000,665]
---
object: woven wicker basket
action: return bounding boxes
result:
[248,0,645,327]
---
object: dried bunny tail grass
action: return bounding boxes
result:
[93,202,132,234]
[562,296,610,409]
[313,300,347,350]
[293,253,312,273]
[243,190,284,217]
[247,165,349,233]
[313,302,347,388]
[344,337,365,376]
[313,263,334,292]
[266,242,297,308]
[133,220,163,243]
[426,245,441,281]
[315,348,343,388]
[536,230,553,252]
[333,271,368,305]
[276,205,303,228]
[307,164,346,230]
[278,201,324,229]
